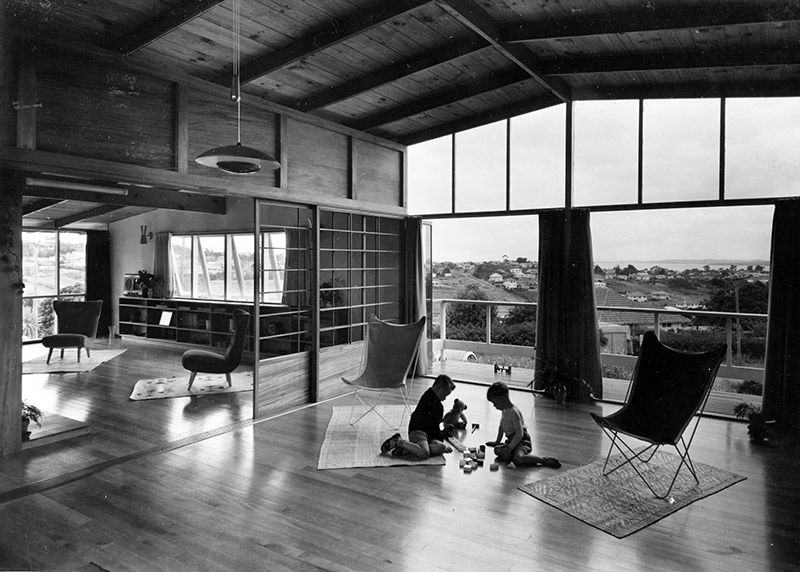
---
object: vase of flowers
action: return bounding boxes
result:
[138,270,159,298]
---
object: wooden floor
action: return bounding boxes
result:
[2,337,800,571]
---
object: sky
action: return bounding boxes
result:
[407,98,800,265]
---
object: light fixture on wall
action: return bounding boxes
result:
[195,0,280,175]
[140,225,153,245]
[26,177,129,196]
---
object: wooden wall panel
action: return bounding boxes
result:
[35,51,175,169]
[256,352,311,417]
[187,89,280,187]
[354,139,403,206]
[286,118,349,198]
[317,342,364,401]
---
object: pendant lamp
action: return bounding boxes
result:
[195,0,280,174]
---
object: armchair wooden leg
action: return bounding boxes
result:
[225,372,232,387]
[85,347,91,359]
[77,348,81,363]
[188,371,197,390]
[46,348,54,364]
[60,349,65,360]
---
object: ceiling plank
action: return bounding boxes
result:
[348,68,532,131]
[54,204,126,229]
[236,0,432,86]
[111,0,227,56]
[23,198,63,216]
[502,3,800,43]
[437,0,571,103]
[295,36,489,112]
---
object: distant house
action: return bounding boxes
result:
[511,268,524,277]
[502,280,518,290]
[489,273,503,283]
[651,290,670,300]
[627,292,648,302]
[594,280,607,289]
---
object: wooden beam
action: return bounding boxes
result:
[348,68,532,132]
[236,0,430,85]
[572,79,800,101]
[295,36,488,112]
[437,0,571,103]
[23,198,62,216]
[502,3,800,43]
[544,47,800,76]
[53,204,126,228]
[22,179,226,215]
[111,0,226,56]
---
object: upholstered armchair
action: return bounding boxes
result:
[41,300,103,364]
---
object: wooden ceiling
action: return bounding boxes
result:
[9,0,800,229]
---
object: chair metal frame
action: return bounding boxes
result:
[591,331,727,500]
[342,314,426,429]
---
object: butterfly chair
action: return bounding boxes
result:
[590,331,726,499]
[182,310,250,390]
[342,314,426,429]
[41,300,103,364]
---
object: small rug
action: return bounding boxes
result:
[23,349,127,374]
[518,451,745,538]
[317,405,447,470]
[129,370,253,400]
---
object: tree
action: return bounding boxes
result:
[594,264,604,275]
[447,284,496,342]
[515,257,528,263]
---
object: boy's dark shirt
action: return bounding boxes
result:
[408,387,444,440]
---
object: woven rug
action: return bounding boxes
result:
[129,370,253,400]
[519,451,745,538]
[23,349,127,374]
[317,405,447,470]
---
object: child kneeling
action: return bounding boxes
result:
[486,381,560,468]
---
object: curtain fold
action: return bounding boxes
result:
[534,209,603,401]
[85,230,111,335]
[153,232,172,299]
[762,200,800,430]
[406,217,430,375]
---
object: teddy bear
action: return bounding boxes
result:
[442,398,468,435]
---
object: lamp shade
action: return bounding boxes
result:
[195,142,280,174]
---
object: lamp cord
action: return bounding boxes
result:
[232,0,242,144]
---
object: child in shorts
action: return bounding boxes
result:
[485,381,560,468]
[380,374,455,460]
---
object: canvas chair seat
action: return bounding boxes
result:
[342,314,426,429]
[590,331,726,499]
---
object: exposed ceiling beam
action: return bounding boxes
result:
[544,48,800,76]
[501,3,800,43]
[348,68,532,132]
[436,0,571,103]
[111,0,227,56]
[295,36,488,112]
[235,0,431,86]
[22,179,226,215]
[23,198,63,216]
[399,93,563,146]
[54,204,126,229]
[573,79,800,100]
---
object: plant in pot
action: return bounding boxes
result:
[527,358,588,405]
[137,270,160,298]
[734,402,773,444]
[21,401,44,439]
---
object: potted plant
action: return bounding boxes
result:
[137,270,159,298]
[21,401,44,438]
[734,402,773,444]
[527,357,589,405]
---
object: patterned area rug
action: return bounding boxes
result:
[23,349,127,374]
[317,405,447,470]
[519,451,745,538]
[129,370,253,400]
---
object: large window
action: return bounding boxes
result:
[170,233,255,301]
[22,230,87,341]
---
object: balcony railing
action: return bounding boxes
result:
[433,298,765,417]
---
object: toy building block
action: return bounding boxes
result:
[459,459,466,468]
[507,462,516,469]
[464,465,473,473]
[490,463,499,471]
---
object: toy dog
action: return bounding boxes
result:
[442,398,468,434]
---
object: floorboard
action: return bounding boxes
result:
[2,337,799,571]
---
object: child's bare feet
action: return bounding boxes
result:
[380,433,402,454]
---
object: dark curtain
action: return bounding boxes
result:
[762,200,800,430]
[405,217,430,375]
[85,230,111,336]
[153,232,172,298]
[534,209,603,401]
